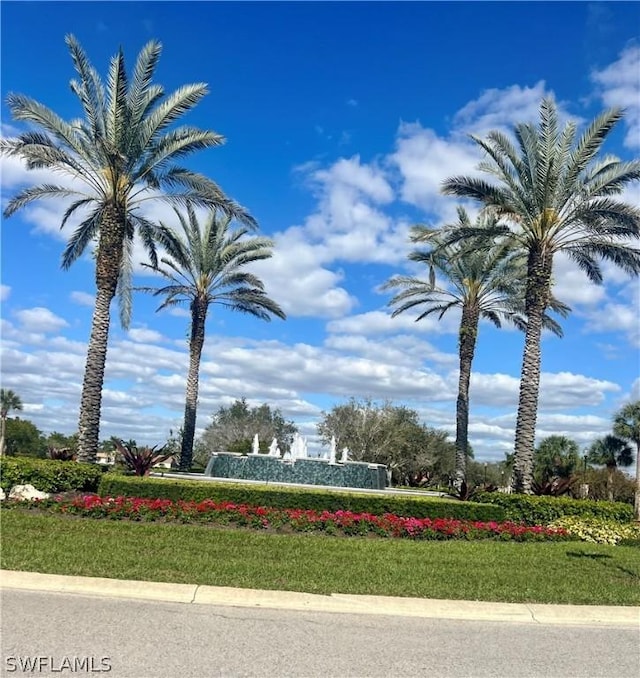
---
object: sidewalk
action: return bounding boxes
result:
[2,569,638,627]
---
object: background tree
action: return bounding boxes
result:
[588,434,634,502]
[612,400,640,520]
[1,388,23,456]
[140,206,285,470]
[316,398,457,486]
[384,207,567,491]
[1,36,253,463]
[534,435,580,484]
[442,98,640,493]
[4,418,47,458]
[201,399,297,457]
[45,431,79,452]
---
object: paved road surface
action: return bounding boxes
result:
[1,590,638,678]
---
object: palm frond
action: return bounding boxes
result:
[128,39,163,126]
[3,185,85,218]
[139,83,210,147]
[61,206,105,269]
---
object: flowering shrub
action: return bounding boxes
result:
[12,494,573,542]
[548,516,640,546]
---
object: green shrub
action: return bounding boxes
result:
[98,475,506,521]
[473,491,634,525]
[0,457,104,494]
[548,517,640,545]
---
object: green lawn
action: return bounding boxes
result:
[2,511,638,606]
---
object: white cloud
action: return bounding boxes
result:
[70,291,95,307]
[128,327,165,344]
[0,285,10,302]
[391,122,480,214]
[591,45,640,149]
[582,278,640,347]
[452,82,551,137]
[327,309,461,336]
[14,307,68,333]
[551,253,607,307]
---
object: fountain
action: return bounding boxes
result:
[203,435,387,490]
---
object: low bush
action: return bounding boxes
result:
[98,475,506,522]
[473,491,634,525]
[0,457,104,494]
[548,516,640,545]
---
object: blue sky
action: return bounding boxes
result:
[1,1,639,462]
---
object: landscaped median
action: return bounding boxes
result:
[2,510,639,606]
[5,493,569,541]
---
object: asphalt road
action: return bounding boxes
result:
[1,590,638,678]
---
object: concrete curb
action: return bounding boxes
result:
[2,570,638,627]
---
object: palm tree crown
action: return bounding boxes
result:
[588,434,634,502]
[441,98,640,493]
[1,389,23,419]
[1,36,252,461]
[612,400,640,520]
[0,389,23,457]
[141,205,286,469]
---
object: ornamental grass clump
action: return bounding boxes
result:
[13,494,572,542]
[548,516,640,545]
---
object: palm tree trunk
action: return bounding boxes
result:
[77,206,124,463]
[0,415,6,456]
[179,299,207,471]
[607,465,614,502]
[455,306,479,492]
[635,443,640,522]
[513,246,553,494]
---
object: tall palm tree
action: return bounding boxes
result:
[1,36,253,462]
[0,389,23,456]
[587,434,634,502]
[383,208,568,490]
[441,98,640,493]
[139,205,286,471]
[612,400,640,520]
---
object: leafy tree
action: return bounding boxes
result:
[4,418,47,458]
[534,435,580,484]
[139,206,285,470]
[612,400,640,520]
[45,431,79,452]
[588,434,634,502]
[1,36,253,463]
[442,98,640,493]
[201,399,297,457]
[1,388,23,456]
[580,467,635,505]
[384,207,567,491]
[316,398,456,486]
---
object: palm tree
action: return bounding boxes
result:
[139,205,286,471]
[383,208,567,491]
[0,389,23,456]
[534,435,579,484]
[441,98,640,493]
[612,400,640,520]
[1,37,253,463]
[587,434,634,501]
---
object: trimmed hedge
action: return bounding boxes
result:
[0,457,104,494]
[98,475,506,522]
[472,492,634,525]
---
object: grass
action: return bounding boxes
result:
[2,511,639,605]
